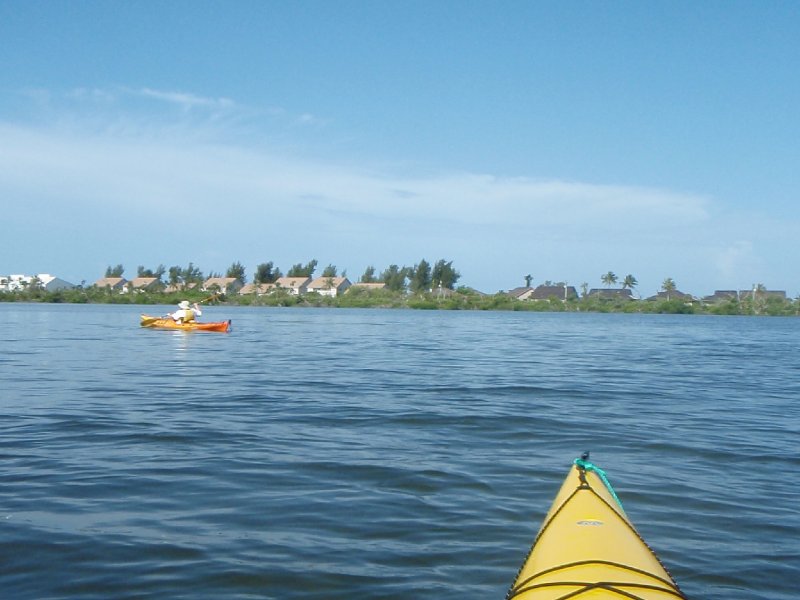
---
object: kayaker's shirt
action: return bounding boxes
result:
[170,307,201,323]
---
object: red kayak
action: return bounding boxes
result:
[140,314,231,332]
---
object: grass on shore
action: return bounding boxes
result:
[2,286,798,316]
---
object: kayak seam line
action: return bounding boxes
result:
[510,580,687,600]
[510,559,685,594]
[509,478,622,597]
[506,486,582,599]
[580,483,690,599]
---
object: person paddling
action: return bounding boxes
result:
[170,300,202,324]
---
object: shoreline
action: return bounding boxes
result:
[2,288,797,317]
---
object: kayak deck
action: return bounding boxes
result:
[140,314,231,332]
[508,456,687,599]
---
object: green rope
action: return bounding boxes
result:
[574,457,624,509]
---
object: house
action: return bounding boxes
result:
[37,274,76,291]
[1,273,75,292]
[274,277,311,296]
[350,282,387,291]
[127,277,162,292]
[703,290,738,304]
[646,290,694,302]
[239,283,277,295]
[93,277,127,291]
[459,287,488,297]
[529,285,579,301]
[738,289,787,301]
[432,286,456,298]
[307,276,352,297]
[202,277,243,295]
[588,288,634,300]
[507,286,535,300]
[1,274,24,291]
[163,282,198,294]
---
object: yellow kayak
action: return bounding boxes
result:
[508,455,687,599]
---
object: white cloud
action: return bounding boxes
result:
[63,86,237,112]
[296,113,321,125]
[711,241,759,284]
[1,90,796,295]
[135,88,236,111]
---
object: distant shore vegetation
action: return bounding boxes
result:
[2,261,797,316]
[3,282,798,317]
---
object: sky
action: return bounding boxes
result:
[1,1,799,296]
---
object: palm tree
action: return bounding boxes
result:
[661,277,676,301]
[524,274,533,288]
[168,266,181,288]
[622,274,638,298]
[601,271,618,288]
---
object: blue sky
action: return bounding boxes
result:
[2,1,799,296]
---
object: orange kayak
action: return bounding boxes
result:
[140,314,231,332]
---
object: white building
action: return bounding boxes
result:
[274,277,311,296]
[0,273,76,292]
[307,276,352,297]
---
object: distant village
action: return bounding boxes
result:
[0,272,790,307]
[0,273,370,298]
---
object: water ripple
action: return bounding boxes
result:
[0,306,798,598]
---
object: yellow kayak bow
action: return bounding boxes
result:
[508,455,688,599]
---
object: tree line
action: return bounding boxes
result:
[106,258,461,292]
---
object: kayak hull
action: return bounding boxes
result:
[140,314,231,332]
[508,460,686,599]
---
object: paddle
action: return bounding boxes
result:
[197,292,222,305]
[184,293,222,315]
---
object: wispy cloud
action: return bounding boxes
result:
[15,86,319,134]
[64,86,237,112]
[134,88,236,111]
[711,241,760,285]
[0,90,794,294]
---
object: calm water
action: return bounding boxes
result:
[1,304,798,599]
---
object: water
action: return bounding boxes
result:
[1,304,797,599]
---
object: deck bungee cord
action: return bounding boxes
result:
[573,452,624,509]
